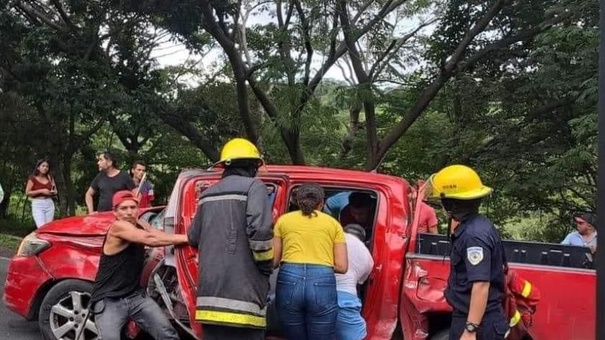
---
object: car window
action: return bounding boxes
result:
[149,209,166,230]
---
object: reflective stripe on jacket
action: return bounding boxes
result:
[503,270,541,340]
[187,174,273,329]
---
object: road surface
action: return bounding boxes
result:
[0,256,42,339]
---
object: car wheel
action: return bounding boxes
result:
[38,279,99,340]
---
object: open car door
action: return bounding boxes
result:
[172,174,290,339]
[398,179,450,339]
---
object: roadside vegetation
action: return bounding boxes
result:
[0,0,597,245]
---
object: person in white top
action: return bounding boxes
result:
[336,224,374,340]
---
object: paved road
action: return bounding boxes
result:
[0,256,43,340]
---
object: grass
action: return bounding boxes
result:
[0,216,36,238]
[0,233,22,252]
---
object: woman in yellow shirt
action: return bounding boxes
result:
[273,183,348,340]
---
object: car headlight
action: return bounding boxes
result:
[16,232,51,257]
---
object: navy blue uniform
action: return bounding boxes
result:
[445,214,509,339]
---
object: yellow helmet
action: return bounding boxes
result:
[426,165,492,200]
[218,138,262,165]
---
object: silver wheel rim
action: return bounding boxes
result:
[49,291,99,340]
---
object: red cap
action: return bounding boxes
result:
[112,190,139,209]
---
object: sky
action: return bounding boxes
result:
[147,3,436,86]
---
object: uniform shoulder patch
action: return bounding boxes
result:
[466,246,484,265]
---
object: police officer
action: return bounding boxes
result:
[187,138,274,340]
[426,165,510,340]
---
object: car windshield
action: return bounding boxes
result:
[149,209,166,230]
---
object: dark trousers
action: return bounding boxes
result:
[92,290,179,340]
[275,263,338,340]
[202,324,265,340]
[449,310,509,340]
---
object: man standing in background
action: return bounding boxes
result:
[131,160,154,208]
[85,151,135,213]
[417,201,439,234]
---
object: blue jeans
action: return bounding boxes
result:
[92,290,179,340]
[276,263,338,340]
[336,291,366,340]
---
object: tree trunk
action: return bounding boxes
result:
[62,153,77,216]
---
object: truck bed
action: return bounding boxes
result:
[415,233,595,269]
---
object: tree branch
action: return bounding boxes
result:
[337,0,379,168]
[49,0,76,31]
[369,18,437,81]
[376,0,510,165]
[293,0,313,87]
[199,0,257,143]
[13,1,68,33]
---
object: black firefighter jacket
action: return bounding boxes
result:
[187,174,274,329]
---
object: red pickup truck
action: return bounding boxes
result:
[3,166,596,340]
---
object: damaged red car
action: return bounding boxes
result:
[3,166,597,340]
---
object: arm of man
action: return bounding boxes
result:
[86,173,101,214]
[424,203,440,234]
[246,180,274,263]
[138,218,166,235]
[110,220,188,247]
[187,205,203,248]
[85,187,96,214]
[463,237,492,333]
[560,233,572,245]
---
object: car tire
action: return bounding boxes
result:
[431,328,450,340]
[38,279,99,340]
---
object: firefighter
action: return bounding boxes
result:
[426,165,510,340]
[187,138,274,340]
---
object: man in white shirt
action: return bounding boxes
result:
[336,224,374,340]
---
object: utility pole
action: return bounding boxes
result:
[598,0,605,338]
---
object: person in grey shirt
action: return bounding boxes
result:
[335,224,374,340]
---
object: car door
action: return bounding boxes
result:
[173,174,289,339]
[283,178,409,340]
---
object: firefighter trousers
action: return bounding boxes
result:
[449,311,509,340]
[202,324,265,340]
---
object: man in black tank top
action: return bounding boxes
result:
[90,190,188,340]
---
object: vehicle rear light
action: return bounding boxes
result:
[16,232,51,257]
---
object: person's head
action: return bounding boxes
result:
[426,164,492,222]
[348,192,375,225]
[131,160,147,181]
[297,183,325,217]
[112,190,139,224]
[97,151,118,172]
[33,158,50,177]
[217,138,263,167]
[344,223,367,242]
[574,212,597,235]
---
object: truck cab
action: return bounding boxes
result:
[148,165,413,339]
[147,166,596,340]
